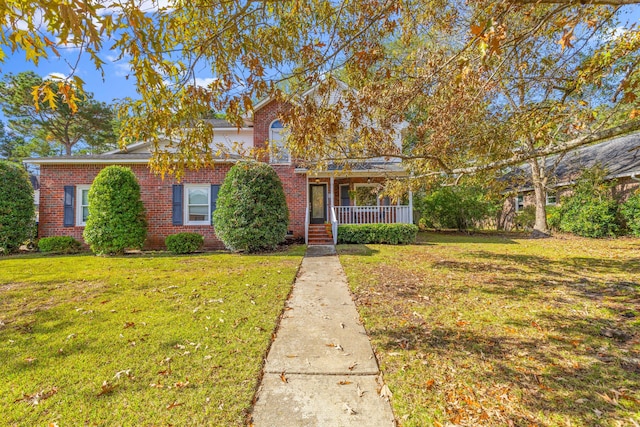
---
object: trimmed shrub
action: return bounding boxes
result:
[620,190,640,237]
[83,166,147,255]
[166,232,204,254]
[337,223,418,244]
[514,205,536,231]
[546,205,562,232]
[213,161,288,252]
[415,185,499,230]
[38,236,82,253]
[557,167,620,238]
[0,160,35,254]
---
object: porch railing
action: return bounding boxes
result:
[330,207,338,245]
[334,205,412,225]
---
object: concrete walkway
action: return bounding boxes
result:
[251,245,396,426]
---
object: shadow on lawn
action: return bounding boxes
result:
[370,319,640,426]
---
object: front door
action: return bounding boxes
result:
[309,184,327,224]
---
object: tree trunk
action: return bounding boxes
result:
[529,158,549,236]
[64,144,72,156]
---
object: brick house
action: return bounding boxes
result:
[26,91,413,249]
[501,132,640,229]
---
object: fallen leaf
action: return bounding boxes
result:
[337,381,352,385]
[14,387,58,405]
[174,379,190,389]
[343,403,357,415]
[456,320,468,327]
[166,401,183,410]
[356,383,365,397]
[380,384,392,401]
[124,322,135,329]
[280,372,288,383]
[348,362,358,371]
[97,381,117,397]
[426,379,435,390]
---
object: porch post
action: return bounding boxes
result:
[408,189,414,224]
[305,175,309,244]
[329,174,335,209]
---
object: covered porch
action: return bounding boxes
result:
[302,169,413,245]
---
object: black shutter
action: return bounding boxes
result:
[172,184,183,225]
[63,186,75,227]
[211,184,220,214]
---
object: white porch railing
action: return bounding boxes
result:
[330,207,338,245]
[304,206,309,244]
[334,206,412,225]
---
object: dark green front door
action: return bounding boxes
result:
[310,184,327,224]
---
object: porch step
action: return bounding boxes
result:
[308,224,334,246]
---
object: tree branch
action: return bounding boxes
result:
[510,0,638,5]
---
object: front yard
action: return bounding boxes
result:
[0,247,304,426]
[339,232,640,427]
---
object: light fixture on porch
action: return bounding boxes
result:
[315,178,320,183]
[367,177,371,183]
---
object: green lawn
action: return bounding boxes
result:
[339,232,640,427]
[0,247,304,426]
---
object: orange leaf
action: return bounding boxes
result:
[280,372,288,383]
[426,379,435,390]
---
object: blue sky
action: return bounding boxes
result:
[1,6,639,106]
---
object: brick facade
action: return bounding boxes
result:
[37,98,309,250]
[39,164,234,249]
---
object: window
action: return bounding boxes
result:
[269,120,290,164]
[515,195,524,212]
[76,185,91,226]
[184,185,211,225]
[354,184,380,207]
[546,193,557,205]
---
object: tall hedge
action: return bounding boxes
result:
[0,160,35,253]
[557,167,620,238]
[621,190,640,237]
[83,166,147,255]
[213,161,288,252]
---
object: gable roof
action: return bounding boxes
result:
[511,131,640,190]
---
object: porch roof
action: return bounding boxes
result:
[296,161,407,177]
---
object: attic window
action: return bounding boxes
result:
[269,120,290,164]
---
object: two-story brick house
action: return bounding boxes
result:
[27,91,413,249]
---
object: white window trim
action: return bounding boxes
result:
[76,185,91,226]
[269,120,291,165]
[353,183,381,210]
[515,194,524,212]
[184,184,211,226]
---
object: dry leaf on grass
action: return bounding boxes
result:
[14,387,58,405]
[97,381,117,397]
[166,401,184,410]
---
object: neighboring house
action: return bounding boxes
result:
[25,88,414,249]
[501,132,640,229]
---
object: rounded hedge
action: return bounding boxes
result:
[621,190,640,237]
[0,160,35,254]
[166,232,204,254]
[83,166,147,255]
[213,161,288,252]
[38,236,81,253]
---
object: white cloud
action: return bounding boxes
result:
[44,72,67,81]
[194,77,218,88]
